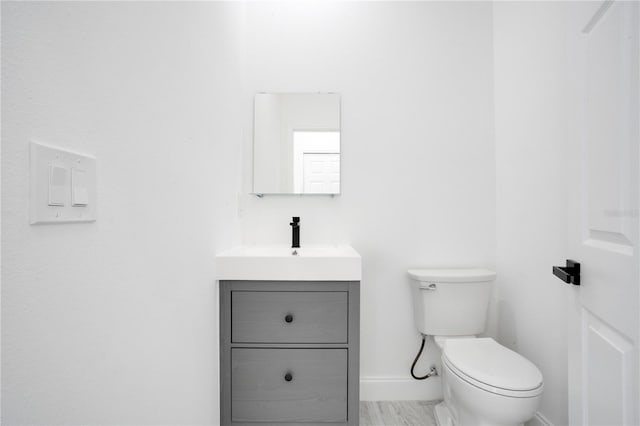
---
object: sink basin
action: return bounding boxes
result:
[216,245,361,281]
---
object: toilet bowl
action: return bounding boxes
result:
[408,269,544,426]
[434,337,543,426]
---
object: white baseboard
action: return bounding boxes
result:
[360,376,443,401]
[526,412,553,426]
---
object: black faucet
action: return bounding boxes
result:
[290,217,300,248]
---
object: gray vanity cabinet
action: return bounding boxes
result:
[219,280,360,426]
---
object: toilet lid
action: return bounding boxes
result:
[407,268,496,283]
[443,338,543,392]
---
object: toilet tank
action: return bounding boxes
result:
[408,268,496,336]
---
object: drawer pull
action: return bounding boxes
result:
[284,314,294,323]
[284,372,293,382]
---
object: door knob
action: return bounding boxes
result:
[553,259,580,285]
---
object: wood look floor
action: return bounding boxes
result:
[359,400,440,426]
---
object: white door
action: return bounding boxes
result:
[567,2,639,425]
[302,153,340,194]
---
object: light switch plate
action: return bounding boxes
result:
[30,142,96,224]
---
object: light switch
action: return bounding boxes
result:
[71,168,89,207]
[31,142,96,224]
[48,165,67,206]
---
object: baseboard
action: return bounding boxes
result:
[526,411,553,426]
[360,376,442,401]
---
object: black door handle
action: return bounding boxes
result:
[553,259,580,285]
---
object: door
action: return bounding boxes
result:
[567,1,639,425]
[303,152,340,194]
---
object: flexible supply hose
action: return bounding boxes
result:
[411,335,438,380]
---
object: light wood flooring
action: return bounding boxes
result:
[359,400,440,426]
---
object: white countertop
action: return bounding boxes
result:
[216,245,362,281]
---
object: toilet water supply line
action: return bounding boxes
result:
[411,334,438,380]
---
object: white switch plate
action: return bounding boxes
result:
[30,142,97,224]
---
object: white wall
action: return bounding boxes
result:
[493,3,569,425]
[2,2,575,423]
[1,3,242,424]
[241,1,496,400]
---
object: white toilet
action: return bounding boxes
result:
[408,268,543,426]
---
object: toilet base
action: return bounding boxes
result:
[434,397,529,426]
[434,402,453,426]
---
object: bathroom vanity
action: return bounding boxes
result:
[216,246,361,426]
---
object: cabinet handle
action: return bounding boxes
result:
[285,314,294,323]
[284,372,293,382]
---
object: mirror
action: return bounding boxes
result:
[253,93,340,195]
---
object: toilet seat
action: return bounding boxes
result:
[442,337,543,398]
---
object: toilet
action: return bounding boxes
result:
[408,269,543,426]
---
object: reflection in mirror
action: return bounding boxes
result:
[253,93,340,194]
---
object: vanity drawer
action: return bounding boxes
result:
[231,348,348,423]
[231,291,348,343]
